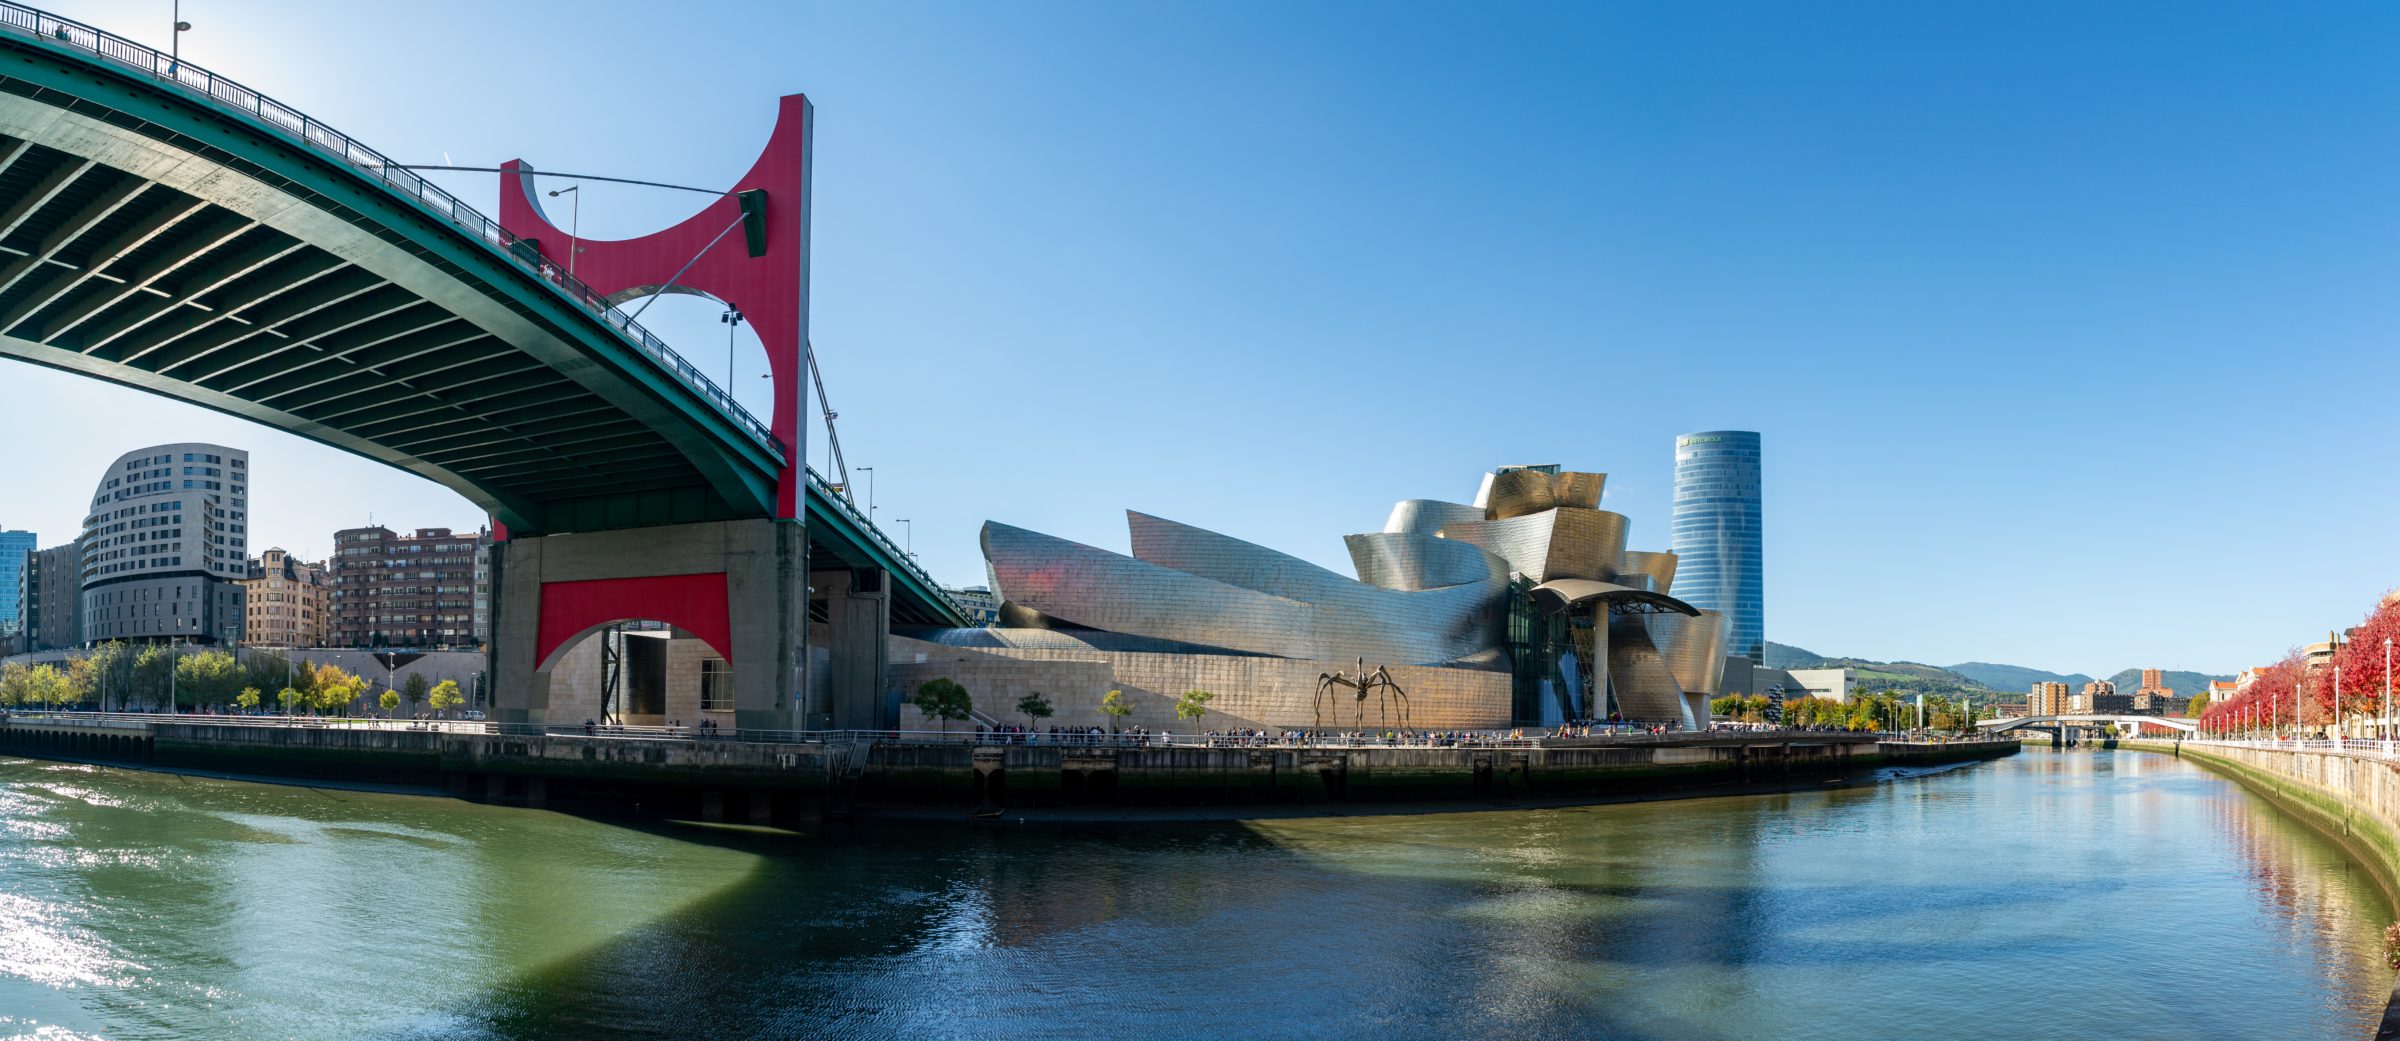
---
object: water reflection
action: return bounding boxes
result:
[0,750,2389,1041]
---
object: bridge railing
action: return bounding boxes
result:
[2185,736,2400,761]
[0,2,781,462]
[802,465,962,617]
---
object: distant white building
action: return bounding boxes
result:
[1783,668,1855,701]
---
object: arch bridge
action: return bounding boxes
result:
[1978,714,2198,737]
[0,3,963,729]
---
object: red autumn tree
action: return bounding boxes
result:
[2332,592,2400,724]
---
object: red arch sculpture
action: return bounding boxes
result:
[533,573,733,672]
[497,94,814,520]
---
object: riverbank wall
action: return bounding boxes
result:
[0,716,2016,819]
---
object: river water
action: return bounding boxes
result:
[0,747,2389,1041]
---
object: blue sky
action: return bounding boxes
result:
[7,0,2399,676]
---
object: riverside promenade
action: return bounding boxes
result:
[0,711,2017,821]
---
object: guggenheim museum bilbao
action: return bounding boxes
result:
[892,464,1730,732]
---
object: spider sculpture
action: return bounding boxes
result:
[1315,658,1411,730]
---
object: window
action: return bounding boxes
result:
[700,659,733,712]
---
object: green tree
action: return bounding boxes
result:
[2186,692,2212,718]
[9,664,71,710]
[1100,689,1133,732]
[1175,689,1216,731]
[275,687,305,714]
[378,689,401,715]
[0,662,31,707]
[235,687,262,712]
[174,650,243,710]
[1015,691,1054,726]
[401,672,431,716]
[427,679,463,717]
[302,662,367,716]
[911,678,973,732]
[131,645,173,710]
[63,656,96,709]
[243,650,293,698]
[86,641,130,711]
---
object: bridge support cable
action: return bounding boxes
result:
[386,165,732,198]
[807,340,854,507]
[620,211,750,326]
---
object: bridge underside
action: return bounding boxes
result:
[0,44,782,536]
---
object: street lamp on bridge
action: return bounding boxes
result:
[546,185,582,277]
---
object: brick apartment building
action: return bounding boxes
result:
[329,526,491,649]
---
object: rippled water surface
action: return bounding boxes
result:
[0,749,2390,1040]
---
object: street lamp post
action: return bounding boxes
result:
[719,305,745,390]
[547,185,582,277]
[169,1,190,70]
[896,518,913,557]
[859,466,875,521]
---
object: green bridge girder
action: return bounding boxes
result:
[0,19,779,537]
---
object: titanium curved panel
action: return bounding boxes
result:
[984,521,1323,660]
[1436,508,1627,583]
[1384,499,1483,536]
[897,625,1263,657]
[986,519,1505,664]
[1482,468,1562,520]
[1527,579,1700,617]
[1619,550,1678,594]
[1607,613,1691,725]
[1551,471,1605,511]
[1343,531,1510,591]
[1647,609,1727,696]
[1123,512,1507,663]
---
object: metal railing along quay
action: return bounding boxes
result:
[2183,736,2400,762]
[0,1,779,459]
[1,710,493,734]
[2,712,1573,750]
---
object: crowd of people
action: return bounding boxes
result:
[1545,715,1681,739]
[962,722,1650,748]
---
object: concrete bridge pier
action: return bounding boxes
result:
[809,566,890,729]
[490,518,810,732]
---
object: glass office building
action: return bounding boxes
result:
[0,528,33,637]
[1670,431,1764,663]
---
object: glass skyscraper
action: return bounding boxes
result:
[0,528,34,637]
[1670,432,1764,664]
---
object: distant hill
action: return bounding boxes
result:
[1765,641,1821,669]
[1767,643,2226,702]
[1767,643,1996,697]
[1946,662,2096,693]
